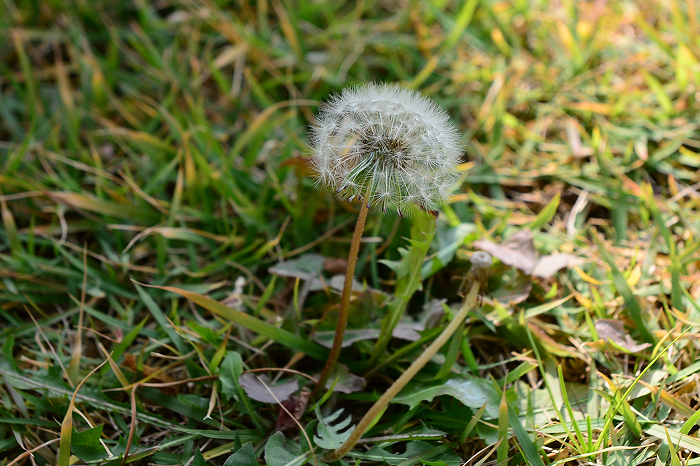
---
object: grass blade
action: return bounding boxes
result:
[136,281,328,360]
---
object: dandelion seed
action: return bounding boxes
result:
[309,83,462,214]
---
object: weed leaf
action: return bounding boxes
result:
[223,442,259,466]
[238,373,298,403]
[392,376,501,418]
[265,432,320,466]
[314,407,355,450]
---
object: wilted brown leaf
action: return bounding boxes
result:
[533,253,585,278]
[391,322,422,341]
[238,373,298,403]
[324,364,366,394]
[595,319,652,353]
[268,253,325,280]
[276,390,310,431]
[474,229,537,274]
[323,257,348,275]
[492,278,532,306]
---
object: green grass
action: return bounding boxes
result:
[1,0,700,464]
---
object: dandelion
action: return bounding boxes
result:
[309,83,463,397]
[309,83,462,216]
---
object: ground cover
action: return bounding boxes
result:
[1,0,700,464]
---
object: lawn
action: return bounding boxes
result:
[1,0,700,465]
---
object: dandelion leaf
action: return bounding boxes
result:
[223,442,258,466]
[422,222,475,279]
[265,432,322,466]
[71,426,108,462]
[314,407,355,450]
[360,442,460,465]
[219,351,243,402]
[392,376,501,418]
[192,450,210,466]
[379,247,411,278]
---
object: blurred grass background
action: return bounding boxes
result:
[1,0,700,464]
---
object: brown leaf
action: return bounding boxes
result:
[324,364,366,394]
[533,253,586,279]
[268,253,325,280]
[275,390,310,431]
[490,273,532,307]
[595,319,652,353]
[474,229,537,274]
[238,373,298,403]
[323,257,348,275]
[391,323,422,341]
[328,274,363,292]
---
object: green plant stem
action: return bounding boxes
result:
[312,192,371,398]
[321,280,481,462]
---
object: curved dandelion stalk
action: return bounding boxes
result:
[309,83,462,396]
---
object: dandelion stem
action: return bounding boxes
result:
[321,280,481,462]
[312,185,373,398]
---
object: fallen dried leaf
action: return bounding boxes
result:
[474,229,537,274]
[238,373,298,403]
[269,253,325,280]
[324,364,366,394]
[276,390,310,431]
[595,319,652,353]
[323,257,348,275]
[533,253,585,278]
[391,323,422,341]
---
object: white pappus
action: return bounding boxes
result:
[309,83,463,216]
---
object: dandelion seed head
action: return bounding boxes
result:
[309,83,462,215]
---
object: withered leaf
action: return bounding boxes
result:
[238,373,298,403]
[474,229,537,274]
[491,276,532,306]
[323,257,348,275]
[324,364,366,394]
[275,391,310,431]
[268,253,325,280]
[595,319,652,353]
[533,253,585,279]
[391,322,422,341]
